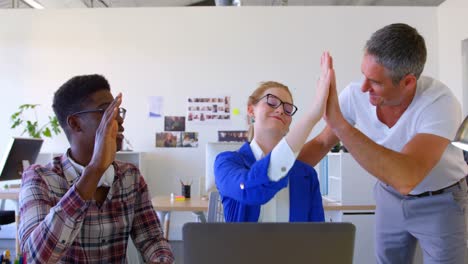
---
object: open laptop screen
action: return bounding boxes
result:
[183,222,355,264]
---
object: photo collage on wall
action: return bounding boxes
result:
[150,95,241,148]
[187,96,230,123]
[155,116,198,148]
[218,130,248,143]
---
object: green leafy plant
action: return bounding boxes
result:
[330,142,342,153]
[10,104,61,138]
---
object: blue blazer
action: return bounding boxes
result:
[214,142,325,222]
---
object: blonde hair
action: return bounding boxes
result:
[247,81,293,141]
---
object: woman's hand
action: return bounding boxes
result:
[311,51,334,120]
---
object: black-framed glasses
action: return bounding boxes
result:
[70,107,127,120]
[256,94,298,116]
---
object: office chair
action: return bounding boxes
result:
[0,210,15,227]
[207,191,224,223]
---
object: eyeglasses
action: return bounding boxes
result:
[256,94,298,116]
[70,107,127,120]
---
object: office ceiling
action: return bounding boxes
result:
[0,0,447,8]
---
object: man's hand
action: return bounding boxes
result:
[322,53,346,129]
[88,93,122,173]
[311,51,333,120]
[76,93,122,200]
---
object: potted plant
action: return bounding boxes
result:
[330,142,342,153]
[10,104,61,138]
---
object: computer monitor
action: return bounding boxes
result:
[183,222,356,264]
[0,137,43,182]
[205,142,243,193]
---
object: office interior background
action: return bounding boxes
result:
[0,0,467,262]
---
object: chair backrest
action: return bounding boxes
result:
[205,142,243,193]
[0,210,15,225]
[207,191,224,223]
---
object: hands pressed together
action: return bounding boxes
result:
[315,51,345,129]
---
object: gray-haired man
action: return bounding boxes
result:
[299,23,467,263]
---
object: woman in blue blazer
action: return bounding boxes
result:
[215,52,334,222]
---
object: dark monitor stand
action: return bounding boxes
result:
[0,137,43,183]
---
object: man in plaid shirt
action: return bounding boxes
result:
[18,74,174,263]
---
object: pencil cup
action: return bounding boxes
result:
[182,185,191,198]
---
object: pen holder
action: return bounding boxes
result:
[182,184,191,199]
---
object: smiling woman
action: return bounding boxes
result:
[247,82,295,141]
[213,52,334,223]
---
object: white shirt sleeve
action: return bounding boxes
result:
[267,137,296,182]
[415,92,462,140]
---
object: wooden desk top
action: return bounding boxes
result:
[150,195,375,212]
[151,196,209,212]
[0,189,20,200]
[323,202,376,211]
[1,190,376,212]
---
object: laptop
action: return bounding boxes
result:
[183,222,355,264]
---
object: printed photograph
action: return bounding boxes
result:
[218,130,248,143]
[156,132,199,148]
[181,132,199,148]
[164,116,186,131]
[155,132,180,148]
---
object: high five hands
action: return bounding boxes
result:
[313,51,334,119]
[320,52,345,128]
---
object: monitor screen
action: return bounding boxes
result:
[205,142,243,193]
[0,137,43,182]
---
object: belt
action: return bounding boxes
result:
[407,178,465,198]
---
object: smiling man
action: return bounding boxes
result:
[18,74,174,263]
[299,24,467,263]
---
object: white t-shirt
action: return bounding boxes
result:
[339,76,467,194]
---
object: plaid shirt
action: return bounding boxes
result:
[18,154,174,263]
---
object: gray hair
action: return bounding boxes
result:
[365,23,427,84]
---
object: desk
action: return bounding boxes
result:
[0,189,20,200]
[323,202,375,211]
[151,196,209,240]
[0,189,20,211]
[0,189,20,258]
[2,190,376,240]
[150,195,375,240]
[1,190,208,240]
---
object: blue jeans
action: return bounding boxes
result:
[374,178,467,264]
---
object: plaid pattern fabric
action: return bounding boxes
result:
[18,154,174,263]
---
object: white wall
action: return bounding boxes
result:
[0,6,439,239]
[438,0,468,116]
[463,39,468,116]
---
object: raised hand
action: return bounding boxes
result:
[311,51,333,119]
[284,52,334,153]
[88,93,122,173]
[322,53,345,128]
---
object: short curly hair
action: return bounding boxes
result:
[52,74,110,138]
